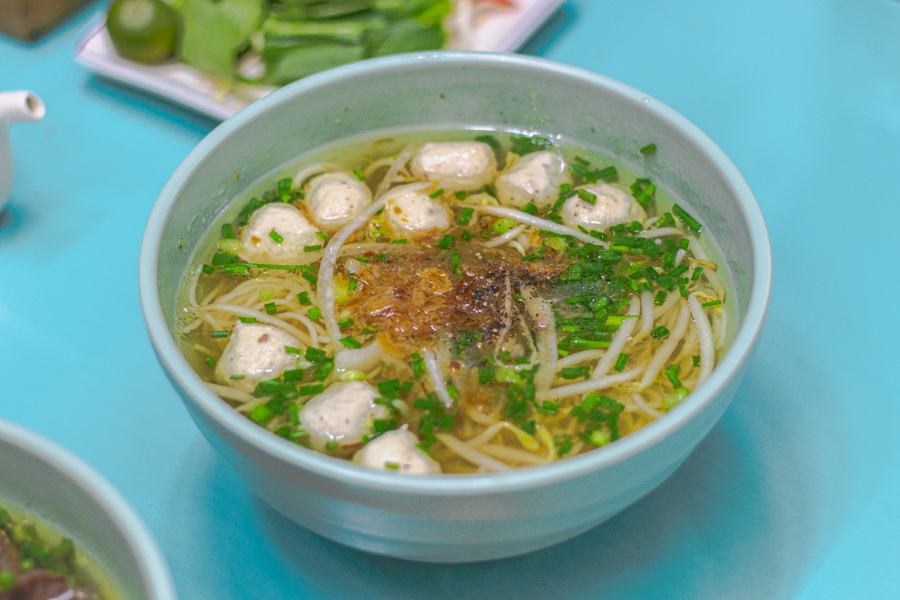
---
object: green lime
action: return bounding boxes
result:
[107,0,179,64]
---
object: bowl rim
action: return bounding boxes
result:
[0,419,178,599]
[139,51,772,495]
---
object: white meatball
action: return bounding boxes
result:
[354,427,441,474]
[383,183,450,238]
[560,183,646,231]
[241,203,322,264]
[215,321,299,392]
[304,172,373,233]
[495,151,570,209]
[410,142,497,190]
[299,381,388,447]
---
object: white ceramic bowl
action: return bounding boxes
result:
[139,52,771,562]
[0,419,178,598]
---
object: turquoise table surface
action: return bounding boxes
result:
[2,0,898,598]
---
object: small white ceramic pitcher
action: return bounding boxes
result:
[0,91,45,213]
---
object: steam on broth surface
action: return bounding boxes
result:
[178,129,730,474]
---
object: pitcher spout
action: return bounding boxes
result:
[0,91,46,125]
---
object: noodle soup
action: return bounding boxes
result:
[177,129,730,474]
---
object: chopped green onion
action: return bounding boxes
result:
[665,364,682,386]
[308,307,322,320]
[325,441,340,451]
[429,188,445,199]
[283,369,303,382]
[250,404,274,424]
[702,299,722,308]
[460,229,474,241]
[201,264,214,275]
[238,316,257,323]
[353,169,365,180]
[455,190,468,200]
[522,202,538,215]
[277,177,292,195]
[268,229,284,244]
[595,166,617,179]
[384,461,400,470]
[410,353,426,379]
[373,418,398,433]
[654,291,667,306]
[651,326,670,339]
[478,368,495,384]
[614,353,629,372]
[305,347,327,362]
[211,330,228,338]
[297,292,312,306]
[589,430,610,447]
[392,239,408,244]
[338,317,355,330]
[640,143,657,155]
[315,231,328,241]
[302,271,318,285]
[284,346,301,354]
[457,207,474,225]
[437,235,456,249]
[691,267,704,281]
[561,366,590,379]
[204,357,215,366]
[304,244,322,252]
[221,223,235,239]
[348,279,358,292]
[339,335,362,349]
[264,302,277,315]
[662,386,690,409]
[451,249,461,277]
[679,278,689,298]
[446,385,459,399]
[299,384,324,396]
[693,355,701,367]
[672,204,703,233]
[492,218,516,234]
[577,189,597,205]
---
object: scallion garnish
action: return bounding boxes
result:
[437,234,456,249]
[284,346,301,354]
[308,307,322,320]
[238,316,257,323]
[264,302,277,315]
[460,229,474,241]
[211,330,228,338]
[392,239,408,244]
[640,143,657,155]
[315,231,328,241]
[672,204,702,233]
[429,189,445,199]
[221,223,235,239]
[268,229,284,244]
[297,292,311,306]
[614,353,629,372]
[457,207,474,225]
[339,335,362,349]
[451,249,461,277]
[304,244,322,252]
[522,202,538,215]
[300,384,324,395]
[338,317,355,330]
[348,279,358,291]
[479,368,496,384]
[702,299,722,308]
[455,190,467,200]
[691,267,704,281]
[302,271,318,285]
[578,189,597,205]
[201,264,214,275]
[353,169,365,180]
[651,326,670,339]
[204,357,215,366]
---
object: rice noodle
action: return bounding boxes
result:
[690,238,725,298]
[276,312,321,348]
[292,162,340,188]
[538,367,642,401]
[638,227,687,238]
[196,303,311,346]
[688,294,715,386]
[187,267,202,307]
[523,291,556,395]
[716,310,728,348]
[423,348,454,408]
[484,224,526,248]
[635,289,654,341]
[206,383,256,404]
[556,349,604,369]
[464,421,539,450]
[435,433,511,471]
[318,196,394,351]
[476,444,545,466]
[335,339,385,372]
[631,393,663,419]
[592,296,641,379]
[374,144,417,199]
[639,301,691,389]
[457,203,607,247]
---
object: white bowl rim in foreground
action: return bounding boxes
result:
[0,419,178,599]
[139,51,772,495]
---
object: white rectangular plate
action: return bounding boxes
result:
[75,0,563,121]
